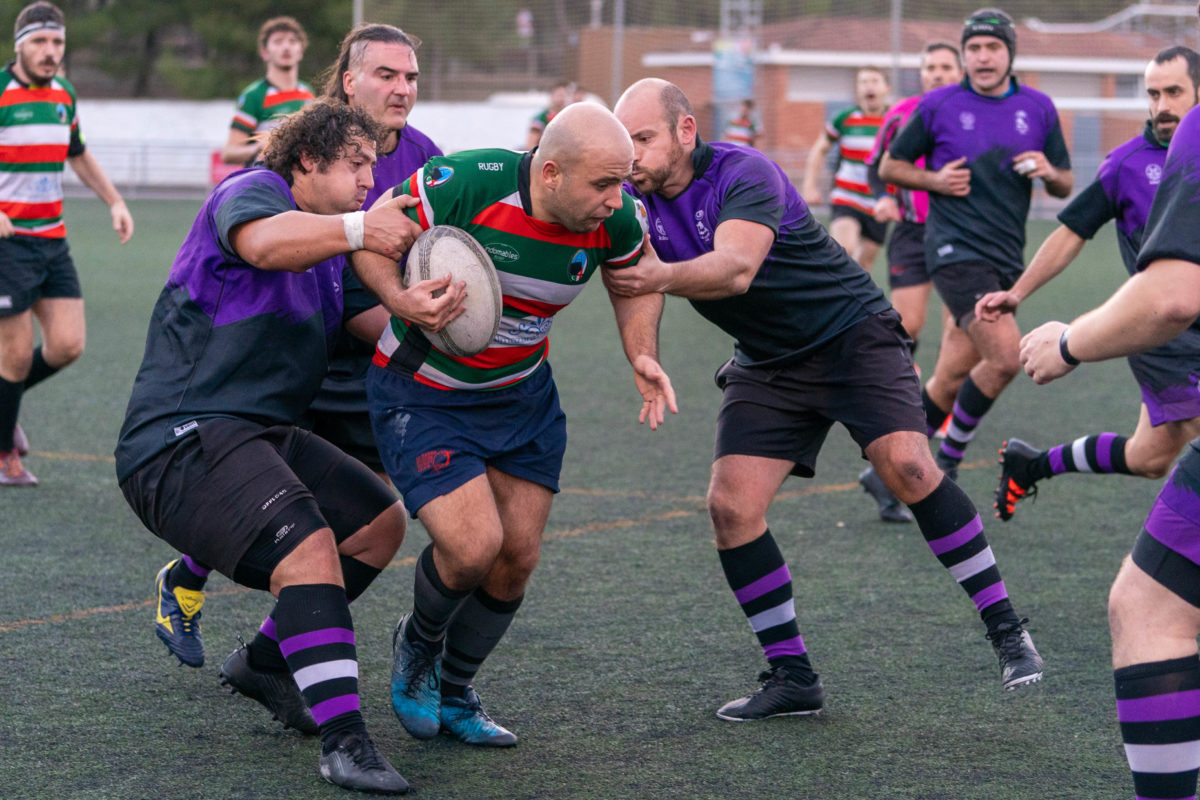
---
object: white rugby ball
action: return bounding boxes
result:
[405,225,503,357]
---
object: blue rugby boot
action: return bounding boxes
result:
[440,687,517,747]
[390,613,441,739]
[154,560,205,667]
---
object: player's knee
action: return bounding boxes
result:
[47,338,85,367]
[353,502,407,562]
[706,487,759,538]
[438,534,504,587]
[0,352,33,382]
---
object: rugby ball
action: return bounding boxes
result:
[405,225,503,357]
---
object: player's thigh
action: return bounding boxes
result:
[487,466,554,579]
[31,296,85,362]
[890,284,932,335]
[1110,556,1200,668]
[827,214,860,250]
[418,473,505,569]
[931,260,1010,330]
[965,309,1021,364]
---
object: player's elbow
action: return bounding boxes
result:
[1046,173,1073,198]
[727,262,759,295]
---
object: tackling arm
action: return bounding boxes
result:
[975,224,1086,321]
[1020,258,1200,383]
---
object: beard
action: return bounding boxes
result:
[631,139,685,196]
[18,49,59,86]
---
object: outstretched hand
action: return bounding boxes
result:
[632,354,678,430]
[1019,320,1077,385]
[974,290,1021,323]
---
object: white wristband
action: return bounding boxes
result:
[342,211,365,251]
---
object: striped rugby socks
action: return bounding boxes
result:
[939,376,994,467]
[1028,433,1131,481]
[718,530,816,682]
[274,583,365,747]
[909,476,1018,629]
[1116,654,1200,800]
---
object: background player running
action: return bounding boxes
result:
[977,46,1200,521]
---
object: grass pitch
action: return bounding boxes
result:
[0,199,1151,799]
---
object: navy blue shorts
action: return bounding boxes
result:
[0,235,80,317]
[886,221,930,289]
[368,363,567,517]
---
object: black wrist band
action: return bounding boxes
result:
[1058,328,1080,366]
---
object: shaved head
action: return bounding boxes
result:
[535,101,633,170]
[615,78,693,133]
[530,102,634,233]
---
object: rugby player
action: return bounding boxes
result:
[859,41,964,522]
[882,7,1072,480]
[976,47,1200,521]
[610,78,1042,721]
[151,24,443,672]
[802,66,890,270]
[352,102,674,746]
[220,16,314,166]
[0,1,133,487]
[117,100,457,793]
[1018,26,1200,793]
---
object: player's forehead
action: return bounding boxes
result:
[965,35,1005,50]
[360,41,418,74]
[339,136,377,166]
[22,30,63,46]
[265,30,301,47]
[1146,57,1191,90]
[922,49,958,69]
[615,91,668,132]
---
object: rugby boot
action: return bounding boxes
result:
[859,465,914,523]
[153,560,205,667]
[13,423,28,455]
[390,613,441,739]
[987,618,1044,690]
[219,642,318,734]
[440,687,517,746]
[0,449,37,486]
[318,732,410,795]
[716,666,825,721]
[934,449,959,483]
[994,438,1042,521]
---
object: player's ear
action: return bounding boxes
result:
[342,70,355,100]
[541,159,562,189]
[678,114,697,145]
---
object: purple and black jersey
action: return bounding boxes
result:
[889,76,1070,277]
[115,168,345,481]
[1059,122,1164,275]
[627,140,889,368]
[1139,107,1200,274]
[1060,122,1200,424]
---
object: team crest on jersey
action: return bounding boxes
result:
[959,111,975,131]
[694,209,712,243]
[1146,163,1163,185]
[633,198,649,236]
[568,249,588,282]
[654,215,668,239]
[424,166,454,187]
[1014,110,1029,135]
[55,102,68,123]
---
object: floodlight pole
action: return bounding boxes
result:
[610,0,625,107]
[353,0,364,27]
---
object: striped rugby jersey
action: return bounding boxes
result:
[0,63,85,238]
[826,105,886,214]
[229,78,315,136]
[374,148,645,391]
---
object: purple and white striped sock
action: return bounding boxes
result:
[1045,433,1130,477]
[1116,654,1200,800]
[939,376,994,465]
[718,530,814,677]
[275,583,364,745]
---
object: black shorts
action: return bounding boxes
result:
[0,235,80,317]
[298,407,384,473]
[713,309,925,478]
[886,221,930,289]
[831,204,889,245]
[931,260,1015,329]
[120,419,398,589]
[1131,442,1200,608]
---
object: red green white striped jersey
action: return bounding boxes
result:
[826,105,886,214]
[0,65,84,239]
[229,78,315,136]
[374,148,645,391]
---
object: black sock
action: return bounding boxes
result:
[0,375,22,452]
[340,556,382,603]
[23,347,59,390]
